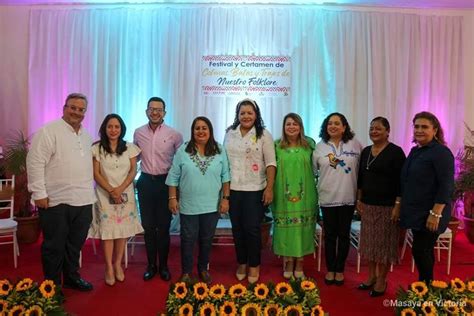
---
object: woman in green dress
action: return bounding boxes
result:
[272,113,318,279]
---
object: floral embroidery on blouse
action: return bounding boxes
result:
[274,214,316,226]
[190,154,215,175]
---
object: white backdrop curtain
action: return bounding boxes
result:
[26,5,464,152]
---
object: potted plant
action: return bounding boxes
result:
[454,145,474,244]
[1,130,40,243]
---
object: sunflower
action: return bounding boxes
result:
[283,305,303,315]
[468,280,474,292]
[443,300,460,314]
[174,282,188,299]
[219,301,237,316]
[410,281,428,297]
[310,305,324,316]
[460,299,474,314]
[254,283,269,299]
[431,280,448,289]
[400,308,416,316]
[15,278,33,292]
[421,301,437,316]
[199,302,216,316]
[241,303,261,316]
[39,280,55,299]
[451,278,466,292]
[8,305,26,315]
[263,304,282,316]
[25,305,43,316]
[275,282,293,296]
[228,284,247,299]
[178,303,193,316]
[0,280,13,296]
[301,280,316,291]
[0,300,9,313]
[193,282,209,300]
[209,284,226,300]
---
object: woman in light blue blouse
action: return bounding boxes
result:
[166,116,231,284]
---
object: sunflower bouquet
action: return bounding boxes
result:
[395,278,474,315]
[0,278,66,315]
[165,278,326,315]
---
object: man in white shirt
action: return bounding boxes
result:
[27,93,95,291]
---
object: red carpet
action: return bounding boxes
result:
[1,232,473,315]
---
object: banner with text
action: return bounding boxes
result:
[201,55,291,97]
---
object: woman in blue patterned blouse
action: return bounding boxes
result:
[166,116,231,284]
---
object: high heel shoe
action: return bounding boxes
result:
[369,283,387,297]
[105,268,115,286]
[248,266,260,284]
[236,264,247,281]
[293,258,305,279]
[357,278,376,290]
[115,265,125,282]
[283,257,294,279]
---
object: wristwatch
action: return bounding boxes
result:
[222,195,230,200]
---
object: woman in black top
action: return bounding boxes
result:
[399,111,454,282]
[356,117,406,297]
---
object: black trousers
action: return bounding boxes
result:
[321,205,354,273]
[180,212,219,274]
[136,173,171,269]
[229,190,265,267]
[412,230,439,282]
[38,204,92,285]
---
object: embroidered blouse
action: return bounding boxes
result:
[224,126,276,191]
[165,143,231,215]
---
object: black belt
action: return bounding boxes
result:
[141,172,168,180]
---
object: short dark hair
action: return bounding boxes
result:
[412,111,446,145]
[65,93,88,107]
[226,98,266,139]
[319,112,355,143]
[147,97,166,111]
[95,113,128,156]
[185,116,221,156]
[371,116,390,132]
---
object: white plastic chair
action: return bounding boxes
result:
[400,228,452,275]
[313,222,323,271]
[0,176,19,268]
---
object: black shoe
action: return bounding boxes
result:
[159,267,171,281]
[324,278,335,285]
[369,284,387,297]
[63,278,93,292]
[358,282,375,290]
[143,265,157,281]
[334,279,344,286]
[179,273,193,283]
[199,270,212,284]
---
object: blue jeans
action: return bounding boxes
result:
[180,212,219,274]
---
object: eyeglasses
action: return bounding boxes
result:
[65,104,87,113]
[147,107,164,114]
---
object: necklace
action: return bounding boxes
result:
[366,143,388,170]
[366,149,378,170]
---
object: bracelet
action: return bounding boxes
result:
[222,195,230,200]
[395,201,401,204]
[168,196,177,200]
[429,210,442,218]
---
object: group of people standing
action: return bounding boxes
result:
[26,93,454,294]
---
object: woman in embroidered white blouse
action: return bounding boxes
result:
[312,112,362,286]
[224,98,276,284]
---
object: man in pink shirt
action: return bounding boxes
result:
[134,97,183,281]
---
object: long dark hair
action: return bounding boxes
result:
[279,113,310,149]
[226,98,266,139]
[185,116,221,156]
[319,112,355,143]
[95,114,128,156]
[412,111,446,145]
